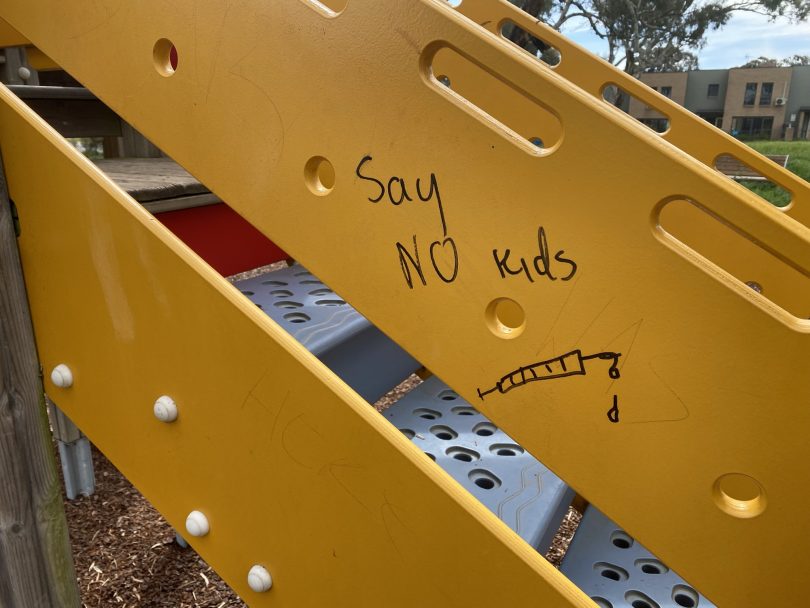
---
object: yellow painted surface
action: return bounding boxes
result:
[457,0,810,226]
[0,85,593,608]
[0,17,27,47]
[25,46,59,71]
[455,0,810,319]
[1,1,809,605]
[454,0,810,332]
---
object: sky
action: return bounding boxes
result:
[562,11,810,70]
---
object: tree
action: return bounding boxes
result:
[508,0,810,77]
[739,54,810,67]
[739,56,782,67]
[783,53,810,65]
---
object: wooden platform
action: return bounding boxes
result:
[94,158,218,212]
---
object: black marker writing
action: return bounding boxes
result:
[356,155,385,203]
[607,395,619,423]
[477,349,620,400]
[493,226,577,283]
[396,234,458,289]
[396,236,427,289]
[356,155,448,236]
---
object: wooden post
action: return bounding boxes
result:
[0,153,81,606]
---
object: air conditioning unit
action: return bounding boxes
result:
[775,97,787,106]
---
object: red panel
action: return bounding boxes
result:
[155,203,286,276]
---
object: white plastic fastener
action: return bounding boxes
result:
[185,511,209,537]
[247,565,273,593]
[17,66,31,80]
[50,364,73,388]
[153,395,178,423]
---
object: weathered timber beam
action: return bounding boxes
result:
[0,151,80,607]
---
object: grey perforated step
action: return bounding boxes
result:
[561,507,715,608]
[383,376,574,553]
[235,264,419,402]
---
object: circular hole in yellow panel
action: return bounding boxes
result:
[153,38,177,77]
[485,298,525,339]
[304,156,335,195]
[712,473,766,518]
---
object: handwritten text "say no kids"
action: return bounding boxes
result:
[356,155,577,289]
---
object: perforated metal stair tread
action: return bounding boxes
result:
[560,507,715,608]
[383,376,574,552]
[234,264,419,403]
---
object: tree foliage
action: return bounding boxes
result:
[509,0,810,76]
[739,54,810,67]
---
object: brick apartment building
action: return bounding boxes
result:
[629,65,810,140]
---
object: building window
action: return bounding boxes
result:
[660,86,672,98]
[760,82,774,105]
[707,83,719,97]
[744,82,757,106]
[730,116,774,139]
[640,117,670,133]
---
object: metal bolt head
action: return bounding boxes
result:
[247,565,272,592]
[184,511,209,537]
[153,395,178,422]
[17,66,31,80]
[50,364,73,388]
[745,280,763,294]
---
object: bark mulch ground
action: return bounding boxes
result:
[64,432,581,607]
[63,446,246,608]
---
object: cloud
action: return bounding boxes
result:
[700,13,810,68]
[560,10,810,69]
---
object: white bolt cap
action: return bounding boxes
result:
[247,565,272,593]
[185,511,209,537]
[50,364,73,388]
[17,66,31,80]
[153,395,178,422]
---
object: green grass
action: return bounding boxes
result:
[738,140,810,207]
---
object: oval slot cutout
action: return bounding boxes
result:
[430,425,458,440]
[473,422,498,437]
[429,45,562,150]
[602,83,670,133]
[658,198,810,319]
[499,20,561,67]
[270,289,294,298]
[413,408,442,420]
[468,469,501,490]
[610,530,634,549]
[315,299,346,306]
[634,559,669,575]
[624,590,660,608]
[672,585,699,608]
[714,153,792,207]
[283,312,311,324]
[446,446,480,462]
[593,562,629,582]
[489,443,524,457]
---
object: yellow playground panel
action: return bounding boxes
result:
[0,0,808,606]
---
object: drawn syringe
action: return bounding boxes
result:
[477,349,621,400]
